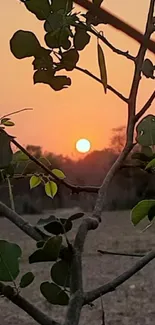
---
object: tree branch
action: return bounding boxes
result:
[135,90,155,121]
[91,0,155,222]
[90,28,135,61]
[0,201,43,241]
[0,282,60,325]
[74,0,155,54]
[11,137,99,194]
[64,218,99,325]
[75,66,128,103]
[83,250,155,304]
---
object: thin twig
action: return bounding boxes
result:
[90,28,135,61]
[135,90,155,121]
[0,282,60,325]
[84,250,155,304]
[74,0,155,54]
[75,66,128,103]
[0,108,33,120]
[98,249,145,258]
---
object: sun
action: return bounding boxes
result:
[76,138,91,153]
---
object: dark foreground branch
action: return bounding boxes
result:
[74,0,155,54]
[0,282,60,325]
[84,250,155,304]
[0,201,43,241]
[64,218,99,325]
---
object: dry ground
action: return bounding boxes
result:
[1,208,155,325]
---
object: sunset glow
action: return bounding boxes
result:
[76,139,91,153]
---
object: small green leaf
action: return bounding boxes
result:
[10,30,41,59]
[40,281,69,305]
[2,120,14,127]
[51,0,73,13]
[20,272,35,288]
[30,175,41,189]
[0,240,22,282]
[97,42,107,93]
[131,200,155,226]
[45,181,58,198]
[51,260,70,287]
[145,158,155,170]
[29,236,62,263]
[148,205,155,222]
[13,150,29,162]
[52,169,66,179]
[0,131,14,169]
[141,146,153,157]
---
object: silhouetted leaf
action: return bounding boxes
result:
[74,27,90,50]
[40,282,69,305]
[45,28,71,50]
[51,0,73,13]
[29,236,62,263]
[97,43,107,93]
[0,240,22,281]
[36,240,45,248]
[131,200,155,226]
[32,55,53,71]
[52,169,66,179]
[20,272,35,288]
[51,260,70,287]
[142,59,155,79]
[24,0,51,20]
[0,131,14,168]
[44,12,64,32]
[68,212,84,222]
[30,175,41,189]
[61,49,79,71]
[10,30,41,59]
[131,152,150,162]
[44,218,72,235]
[34,70,71,90]
[45,181,58,198]
[136,115,155,146]
[59,245,73,262]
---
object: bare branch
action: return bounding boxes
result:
[84,250,155,304]
[135,90,155,121]
[98,249,145,258]
[0,201,43,241]
[0,108,33,120]
[90,28,135,61]
[0,282,60,325]
[75,66,128,103]
[64,218,99,325]
[74,0,155,54]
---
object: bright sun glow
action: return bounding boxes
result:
[76,138,91,153]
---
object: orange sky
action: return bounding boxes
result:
[0,1,155,158]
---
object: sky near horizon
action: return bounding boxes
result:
[0,1,155,159]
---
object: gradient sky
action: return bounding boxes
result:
[0,1,155,158]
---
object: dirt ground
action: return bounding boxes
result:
[1,208,155,325]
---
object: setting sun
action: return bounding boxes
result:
[76,139,91,153]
